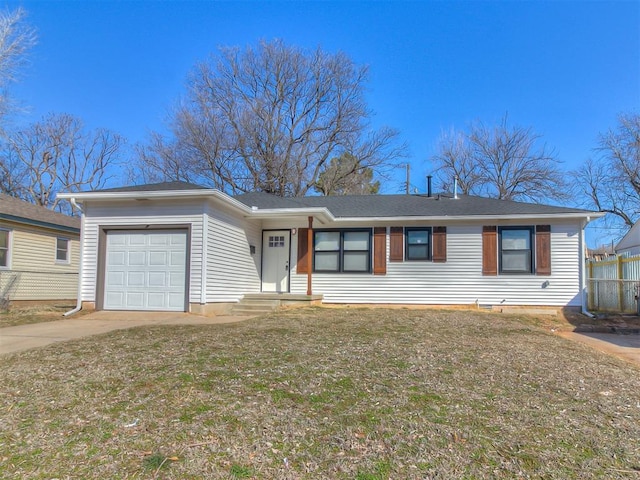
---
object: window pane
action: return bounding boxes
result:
[315,232,340,251]
[501,230,530,250]
[407,230,429,245]
[343,251,369,271]
[315,252,339,271]
[56,238,68,261]
[269,236,285,248]
[502,251,531,272]
[0,249,6,267]
[407,244,429,260]
[343,231,369,250]
[0,231,7,248]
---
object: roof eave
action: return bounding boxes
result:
[247,207,335,224]
[331,212,605,223]
[0,213,80,234]
[57,189,254,215]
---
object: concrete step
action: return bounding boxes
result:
[233,302,280,311]
[231,308,275,316]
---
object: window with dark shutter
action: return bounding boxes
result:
[405,228,431,260]
[535,225,551,275]
[482,226,498,275]
[297,228,309,274]
[373,227,387,275]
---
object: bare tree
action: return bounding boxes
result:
[0,7,36,134]
[431,129,480,195]
[575,112,640,230]
[314,152,380,195]
[136,39,406,196]
[3,113,125,212]
[432,115,566,202]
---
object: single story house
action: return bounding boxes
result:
[57,181,602,314]
[0,194,80,304]
[615,221,640,256]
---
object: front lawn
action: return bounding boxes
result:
[1,307,639,479]
[0,304,79,328]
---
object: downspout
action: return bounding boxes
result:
[307,216,313,296]
[64,198,84,316]
[580,216,595,318]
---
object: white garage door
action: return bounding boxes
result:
[104,230,188,311]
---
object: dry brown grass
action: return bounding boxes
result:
[1,307,640,479]
[0,304,80,328]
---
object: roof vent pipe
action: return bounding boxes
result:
[427,175,432,198]
[454,176,459,199]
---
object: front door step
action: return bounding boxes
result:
[230,294,323,316]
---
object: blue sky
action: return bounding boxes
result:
[7,1,640,244]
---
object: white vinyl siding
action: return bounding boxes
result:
[79,199,262,308]
[81,201,204,305]
[291,222,583,307]
[205,203,261,303]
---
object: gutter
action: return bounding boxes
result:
[57,188,257,219]
[335,212,606,223]
[64,197,85,316]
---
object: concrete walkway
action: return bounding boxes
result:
[0,311,254,355]
[556,331,640,367]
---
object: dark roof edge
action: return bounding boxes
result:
[0,213,81,234]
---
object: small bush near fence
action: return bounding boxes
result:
[588,253,640,313]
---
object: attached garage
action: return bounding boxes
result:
[102,229,188,311]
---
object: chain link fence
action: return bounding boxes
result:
[0,270,78,306]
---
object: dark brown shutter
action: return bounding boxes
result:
[482,226,498,275]
[297,228,309,274]
[373,227,387,275]
[535,225,551,275]
[390,227,404,262]
[432,226,447,262]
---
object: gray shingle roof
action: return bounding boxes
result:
[234,192,594,218]
[82,182,596,218]
[95,181,209,193]
[0,194,80,232]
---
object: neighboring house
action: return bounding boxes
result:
[0,194,80,303]
[615,221,640,256]
[587,245,616,261]
[57,182,603,314]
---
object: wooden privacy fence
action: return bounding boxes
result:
[587,254,640,313]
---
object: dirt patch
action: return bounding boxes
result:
[0,304,86,328]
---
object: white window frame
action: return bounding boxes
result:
[0,228,11,269]
[55,237,70,264]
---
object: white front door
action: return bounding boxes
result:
[262,230,290,293]
[104,230,188,311]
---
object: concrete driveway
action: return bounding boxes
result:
[0,311,254,355]
[557,331,640,367]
